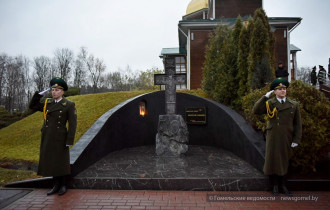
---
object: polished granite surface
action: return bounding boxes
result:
[71,146,267,190]
[76,145,264,179]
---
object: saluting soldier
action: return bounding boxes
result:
[29,77,77,196]
[253,78,302,196]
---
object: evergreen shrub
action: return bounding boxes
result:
[65,87,81,97]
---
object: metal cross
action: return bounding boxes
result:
[154,55,186,114]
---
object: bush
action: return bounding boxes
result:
[0,107,24,129]
[0,106,11,129]
[242,80,330,173]
[242,84,270,132]
[65,86,81,97]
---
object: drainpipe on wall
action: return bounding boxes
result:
[213,0,215,19]
[178,27,190,90]
[287,27,291,82]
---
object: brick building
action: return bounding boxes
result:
[160,0,302,90]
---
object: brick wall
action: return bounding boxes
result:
[274,28,288,69]
[190,29,213,89]
[212,0,262,18]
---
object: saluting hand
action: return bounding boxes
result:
[291,143,298,148]
[265,90,274,98]
[39,88,51,96]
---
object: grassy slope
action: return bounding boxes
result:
[0,90,150,162]
[0,89,207,186]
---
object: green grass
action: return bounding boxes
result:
[0,167,39,186]
[0,89,207,186]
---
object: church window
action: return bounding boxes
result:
[175,56,187,90]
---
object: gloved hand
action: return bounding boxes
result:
[291,143,298,148]
[39,88,50,96]
[265,90,274,98]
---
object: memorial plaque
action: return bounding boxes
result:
[185,107,207,125]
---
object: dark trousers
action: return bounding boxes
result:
[269,175,287,187]
[53,176,66,187]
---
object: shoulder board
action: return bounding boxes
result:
[268,97,277,105]
[46,98,53,103]
[65,99,74,104]
[61,98,75,106]
[287,98,298,105]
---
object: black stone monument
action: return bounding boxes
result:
[6,91,330,191]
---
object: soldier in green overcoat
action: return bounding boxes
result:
[29,77,77,196]
[253,78,302,196]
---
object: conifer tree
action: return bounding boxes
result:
[253,8,271,32]
[253,8,276,75]
[213,36,233,104]
[252,56,273,89]
[216,17,242,107]
[248,9,274,90]
[203,9,275,106]
[232,16,243,48]
[236,21,251,107]
[202,24,231,97]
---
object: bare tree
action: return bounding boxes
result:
[53,48,74,82]
[135,67,163,90]
[73,47,88,88]
[102,67,163,92]
[104,71,123,91]
[33,56,52,91]
[21,56,33,105]
[0,53,8,105]
[85,54,106,93]
[4,58,16,112]
[2,56,28,113]
[297,66,312,84]
[16,55,31,111]
[122,65,137,91]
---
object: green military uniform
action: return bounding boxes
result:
[253,95,302,175]
[29,92,77,177]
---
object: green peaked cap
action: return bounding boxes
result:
[50,77,68,91]
[270,78,289,90]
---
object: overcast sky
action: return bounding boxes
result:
[0,0,329,73]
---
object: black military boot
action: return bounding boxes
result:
[272,185,279,196]
[279,176,293,196]
[58,185,67,196]
[281,185,293,196]
[47,177,60,195]
[269,175,279,196]
[58,176,67,196]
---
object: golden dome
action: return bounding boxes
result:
[186,0,209,15]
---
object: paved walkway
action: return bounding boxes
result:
[3,189,329,210]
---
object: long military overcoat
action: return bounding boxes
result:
[253,96,302,176]
[29,92,77,177]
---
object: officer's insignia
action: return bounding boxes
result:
[62,102,67,106]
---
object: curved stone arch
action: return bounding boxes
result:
[70,91,265,176]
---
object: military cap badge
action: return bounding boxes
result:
[50,77,68,91]
[270,78,289,90]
